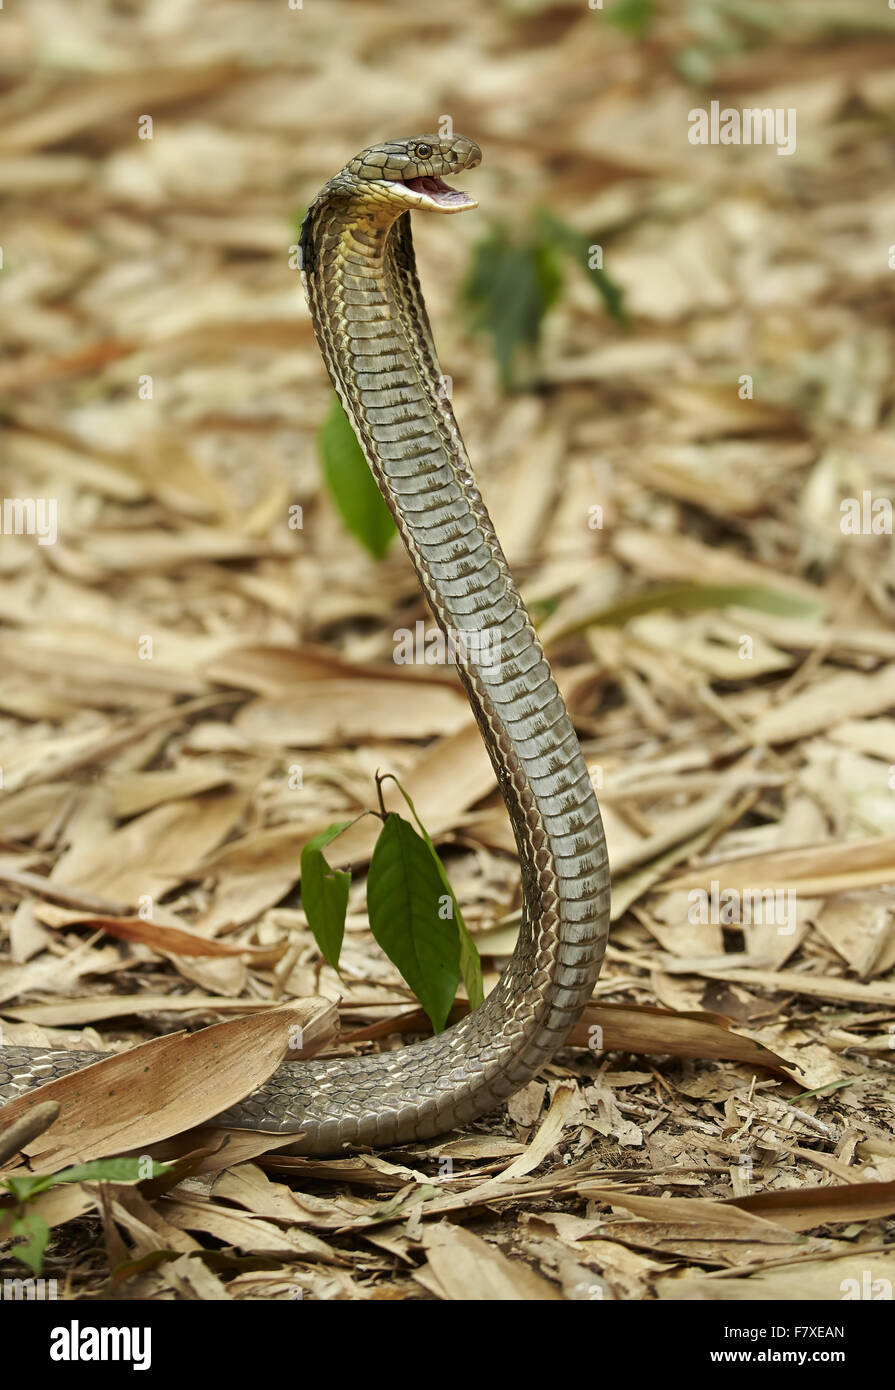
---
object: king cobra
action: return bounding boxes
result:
[0,136,610,1154]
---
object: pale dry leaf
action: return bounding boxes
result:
[659,1253,895,1301]
[234,681,471,746]
[0,1001,337,1170]
[419,1222,561,1301]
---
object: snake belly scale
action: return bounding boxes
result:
[0,136,610,1155]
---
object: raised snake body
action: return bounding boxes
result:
[0,136,610,1154]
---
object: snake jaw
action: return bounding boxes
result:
[394,174,478,213]
[340,135,481,216]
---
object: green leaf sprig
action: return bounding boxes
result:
[299,777,483,1032]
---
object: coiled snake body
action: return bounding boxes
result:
[0,137,610,1154]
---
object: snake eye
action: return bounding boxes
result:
[413,142,433,160]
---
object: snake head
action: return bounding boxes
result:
[343,134,482,214]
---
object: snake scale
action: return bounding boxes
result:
[0,136,610,1154]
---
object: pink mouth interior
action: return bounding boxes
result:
[402,175,474,208]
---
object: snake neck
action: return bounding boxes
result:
[301,190,610,1095]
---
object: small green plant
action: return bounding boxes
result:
[300,777,483,1032]
[461,208,627,391]
[0,1158,168,1273]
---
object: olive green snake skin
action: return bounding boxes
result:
[0,136,610,1155]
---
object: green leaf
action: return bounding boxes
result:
[3,1157,168,1203]
[51,1158,167,1185]
[789,1078,859,1103]
[318,396,396,558]
[7,1212,50,1274]
[367,813,461,1032]
[381,777,484,1010]
[546,583,825,643]
[3,1175,54,1201]
[301,821,354,971]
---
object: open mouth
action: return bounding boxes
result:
[400,174,475,209]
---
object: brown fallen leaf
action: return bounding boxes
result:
[0,62,244,152]
[752,664,895,744]
[665,832,895,897]
[159,1190,342,1261]
[58,786,255,904]
[0,338,136,391]
[103,1185,231,1300]
[4,693,242,793]
[256,1151,438,1188]
[661,964,895,1010]
[658,1252,895,1301]
[344,999,790,1074]
[728,1178,895,1232]
[612,529,820,602]
[0,1000,337,1171]
[202,642,456,694]
[0,869,131,917]
[572,1001,790,1074]
[36,908,288,965]
[127,1128,305,1180]
[210,1161,355,1226]
[581,1220,806,1268]
[81,528,278,573]
[0,428,144,501]
[419,1222,562,1300]
[3,993,285,1027]
[473,1081,580,1194]
[108,764,239,818]
[234,680,471,747]
[578,1187,795,1236]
